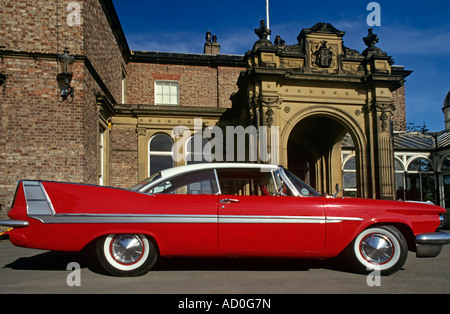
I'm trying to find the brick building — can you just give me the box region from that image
[1,0,448,222]
[0,0,245,215]
[0,0,121,213]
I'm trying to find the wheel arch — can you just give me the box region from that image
[81,229,162,256]
[364,222,416,252]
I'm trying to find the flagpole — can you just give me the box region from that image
[266,0,270,40]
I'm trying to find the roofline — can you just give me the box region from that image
[114,105,227,117]
[99,0,132,62]
[159,162,278,179]
[130,51,246,67]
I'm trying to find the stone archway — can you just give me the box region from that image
[287,115,345,194]
[284,110,366,197]
[231,21,411,200]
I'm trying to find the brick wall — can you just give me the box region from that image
[126,62,243,108]
[217,66,244,108]
[109,128,138,188]
[84,0,126,103]
[0,58,82,213]
[392,85,406,131]
[0,0,126,217]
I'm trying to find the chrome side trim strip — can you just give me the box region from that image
[30,214,218,224]
[325,217,364,223]
[219,215,326,224]
[30,213,363,225]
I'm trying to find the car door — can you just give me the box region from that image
[145,169,220,255]
[217,169,325,255]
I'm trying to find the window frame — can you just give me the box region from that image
[154,80,179,106]
[185,135,212,165]
[405,156,436,203]
[342,155,357,197]
[147,169,219,195]
[148,133,174,176]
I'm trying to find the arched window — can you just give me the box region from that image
[440,155,450,171]
[148,134,174,176]
[342,155,357,197]
[407,157,435,172]
[406,157,436,203]
[394,158,405,200]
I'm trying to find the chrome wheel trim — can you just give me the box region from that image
[110,234,145,265]
[359,233,394,264]
[103,234,150,271]
[353,228,401,271]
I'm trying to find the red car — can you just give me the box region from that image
[1,163,449,277]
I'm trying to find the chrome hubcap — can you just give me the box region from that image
[110,234,144,265]
[360,233,394,264]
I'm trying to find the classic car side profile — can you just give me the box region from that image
[1,163,449,277]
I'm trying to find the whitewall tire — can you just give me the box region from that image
[347,226,408,276]
[97,234,157,276]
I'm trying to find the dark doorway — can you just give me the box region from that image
[287,115,349,194]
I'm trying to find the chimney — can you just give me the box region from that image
[204,31,220,55]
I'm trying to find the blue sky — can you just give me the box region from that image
[112,0,450,132]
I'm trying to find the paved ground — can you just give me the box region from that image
[0,233,449,295]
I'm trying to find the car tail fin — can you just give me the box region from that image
[8,180,55,221]
[21,181,55,217]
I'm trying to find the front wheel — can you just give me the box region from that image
[96,234,157,277]
[346,226,408,276]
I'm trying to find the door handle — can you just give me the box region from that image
[220,198,240,204]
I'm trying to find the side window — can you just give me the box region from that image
[216,169,277,196]
[148,170,218,195]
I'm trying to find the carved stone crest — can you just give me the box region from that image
[313,41,333,68]
[375,103,396,132]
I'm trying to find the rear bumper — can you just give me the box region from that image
[416,231,450,257]
[0,220,29,228]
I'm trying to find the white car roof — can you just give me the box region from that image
[159,162,279,179]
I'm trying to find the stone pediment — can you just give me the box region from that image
[246,21,403,78]
[298,22,346,38]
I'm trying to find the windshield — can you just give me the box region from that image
[129,172,161,191]
[281,168,321,197]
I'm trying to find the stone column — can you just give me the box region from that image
[372,102,396,199]
[260,95,281,165]
[136,127,148,181]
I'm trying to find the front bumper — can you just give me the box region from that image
[416,231,450,257]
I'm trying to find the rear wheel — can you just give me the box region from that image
[346,226,408,276]
[96,233,157,277]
